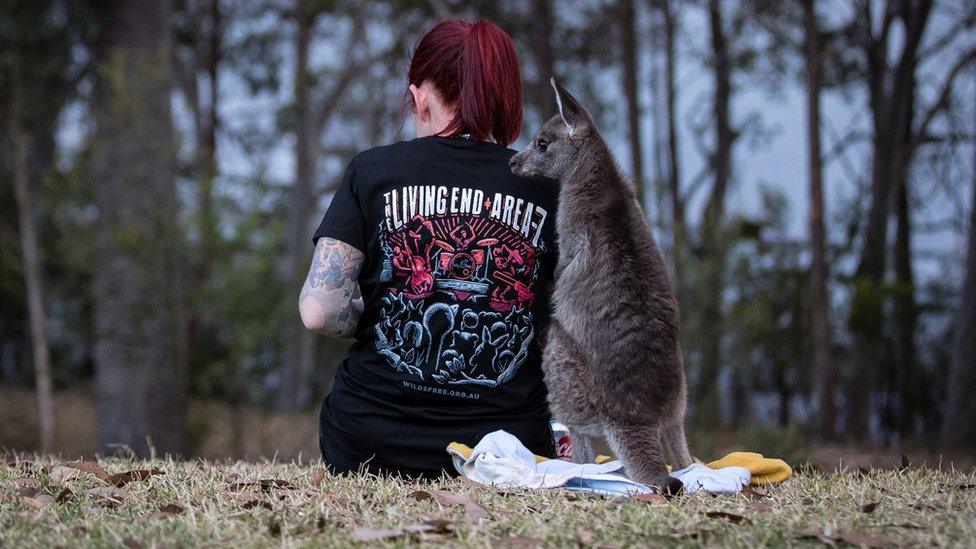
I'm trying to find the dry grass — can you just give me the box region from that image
[2,453,975,548]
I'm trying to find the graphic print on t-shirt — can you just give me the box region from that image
[372,184,549,389]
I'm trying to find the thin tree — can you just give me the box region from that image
[662,0,683,264]
[530,0,557,121]
[618,0,646,207]
[845,0,975,439]
[280,0,318,412]
[694,0,736,425]
[279,1,373,410]
[943,71,976,447]
[11,132,55,454]
[802,0,835,440]
[91,0,186,456]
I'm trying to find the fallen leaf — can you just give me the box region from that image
[742,486,769,500]
[880,522,924,530]
[243,499,273,510]
[107,469,164,487]
[408,490,433,501]
[900,454,911,471]
[122,538,142,549]
[577,528,596,545]
[743,502,773,512]
[633,493,668,505]
[137,511,177,522]
[799,528,895,548]
[159,503,185,514]
[796,528,833,544]
[492,536,543,548]
[350,527,409,542]
[419,517,454,533]
[861,501,880,514]
[668,526,701,540]
[835,532,893,548]
[228,490,265,503]
[430,489,472,506]
[84,487,127,508]
[48,466,82,484]
[21,494,55,508]
[856,465,871,477]
[705,511,750,524]
[12,478,41,497]
[946,483,976,491]
[310,468,326,487]
[457,476,489,489]
[431,489,488,524]
[802,497,815,505]
[55,488,74,504]
[226,479,293,492]
[65,461,111,483]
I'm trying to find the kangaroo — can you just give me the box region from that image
[510,78,692,495]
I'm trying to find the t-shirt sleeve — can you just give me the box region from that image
[312,158,368,253]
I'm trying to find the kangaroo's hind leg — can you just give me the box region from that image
[663,417,693,470]
[605,421,684,495]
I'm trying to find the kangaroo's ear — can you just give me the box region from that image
[550,77,588,134]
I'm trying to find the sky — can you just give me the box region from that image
[55,0,974,289]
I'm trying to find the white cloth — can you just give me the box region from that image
[449,430,750,496]
[670,463,751,495]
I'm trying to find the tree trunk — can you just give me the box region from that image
[12,133,56,454]
[646,7,667,237]
[943,77,976,446]
[693,0,733,426]
[618,0,645,208]
[91,0,185,457]
[845,0,931,441]
[663,0,685,293]
[529,0,557,120]
[186,0,222,404]
[803,0,835,440]
[195,0,221,303]
[277,0,317,411]
[892,176,918,437]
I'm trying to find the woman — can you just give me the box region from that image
[299,19,560,478]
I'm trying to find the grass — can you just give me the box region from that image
[2,454,975,548]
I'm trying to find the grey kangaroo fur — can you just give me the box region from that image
[511,78,692,494]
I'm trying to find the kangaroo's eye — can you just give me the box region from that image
[537,138,549,152]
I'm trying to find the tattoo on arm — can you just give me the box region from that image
[299,238,365,339]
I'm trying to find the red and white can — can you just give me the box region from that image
[551,421,573,460]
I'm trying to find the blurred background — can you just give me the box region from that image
[1,0,974,465]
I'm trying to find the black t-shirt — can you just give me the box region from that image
[312,135,560,478]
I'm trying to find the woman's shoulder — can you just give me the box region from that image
[349,140,415,166]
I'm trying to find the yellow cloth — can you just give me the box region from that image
[447,443,792,486]
[707,451,792,485]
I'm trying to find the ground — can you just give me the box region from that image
[2,454,975,548]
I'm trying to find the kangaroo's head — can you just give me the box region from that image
[510,78,594,180]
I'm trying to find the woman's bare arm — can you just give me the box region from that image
[299,238,365,339]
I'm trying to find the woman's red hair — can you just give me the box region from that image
[408,20,523,147]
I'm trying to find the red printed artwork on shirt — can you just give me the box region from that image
[372,185,549,388]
